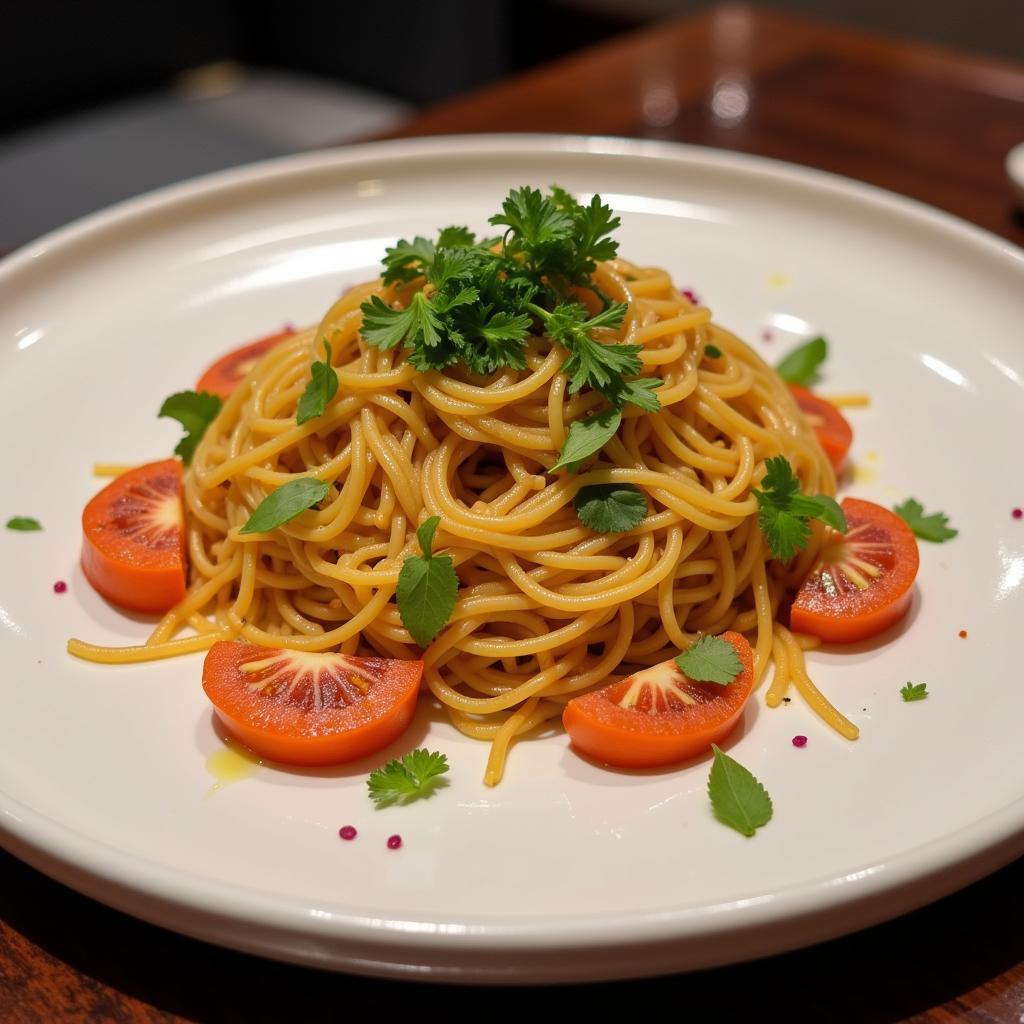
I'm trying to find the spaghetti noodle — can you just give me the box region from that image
[70,256,850,783]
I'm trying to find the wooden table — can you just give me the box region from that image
[3,8,1023,1021]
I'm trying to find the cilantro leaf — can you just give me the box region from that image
[296,340,338,425]
[753,456,847,561]
[367,749,450,807]
[574,484,647,533]
[551,408,622,473]
[776,336,828,387]
[239,478,330,534]
[893,498,957,543]
[708,744,773,837]
[396,515,459,647]
[675,635,743,686]
[158,390,222,464]
[6,517,42,531]
[900,681,929,702]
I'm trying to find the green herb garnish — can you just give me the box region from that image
[708,744,773,837]
[296,339,339,425]
[573,483,647,533]
[675,635,743,686]
[704,344,722,359]
[239,478,330,535]
[900,682,929,702]
[396,516,459,648]
[6,517,42,531]
[754,456,847,561]
[550,408,622,473]
[360,186,661,472]
[158,390,222,463]
[893,499,957,543]
[775,336,828,387]
[367,749,450,807]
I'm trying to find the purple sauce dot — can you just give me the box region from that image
[53,580,67,594]
[1013,508,1023,520]
[386,834,402,850]
[338,825,357,841]
[792,735,808,748]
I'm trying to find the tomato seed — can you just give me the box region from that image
[338,825,357,841]
[792,735,808,748]
[386,834,402,850]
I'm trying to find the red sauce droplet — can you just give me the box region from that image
[681,288,700,305]
[792,735,808,748]
[53,580,67,594]
[1013,508,1023,520]
[958,629,968,639]
[386,834,402,850]
[761,329,774,342]
[338,825,357,841]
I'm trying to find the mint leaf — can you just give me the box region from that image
[397,515,459,647]
[239,478,330,534]
[900,681,929,702]
[753,456,846,561]
[675,635,743,685]
[574,484,647,533]
[367,748,450,807]
[551,407,622,473]
[296,340,339,425]
[893,499,957,543]
[158,390,222,463]
[708,745,773,837]
[6,517,42,531]
[776,336,828,387]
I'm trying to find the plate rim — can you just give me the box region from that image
[2,133,1023,980]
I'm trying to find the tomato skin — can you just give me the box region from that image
[791,497,919,643]
[562,631,754,769]
[789,384,853,473]
[202,642,423,766]
[196,328,295,399]
[81,459,187,613]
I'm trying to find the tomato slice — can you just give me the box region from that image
[202,642,423,766]
[562,631,754,769]
[791,497,919,643]
[789,384,853,473]
[196,327,295,399]
[81,459,187,613]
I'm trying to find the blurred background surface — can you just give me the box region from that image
[3,0,1023,247]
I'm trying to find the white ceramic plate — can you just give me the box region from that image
[1,136,1022,984]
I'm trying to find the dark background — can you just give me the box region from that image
[3,0,1023,248]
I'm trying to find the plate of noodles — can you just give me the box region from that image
[1,135,1022,982]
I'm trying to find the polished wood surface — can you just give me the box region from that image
[397,5,1024,248]
[3,8,1023,1022]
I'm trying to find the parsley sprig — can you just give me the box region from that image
[754,456,847,562]
[359,187,661,467]
[367,749,450,807]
